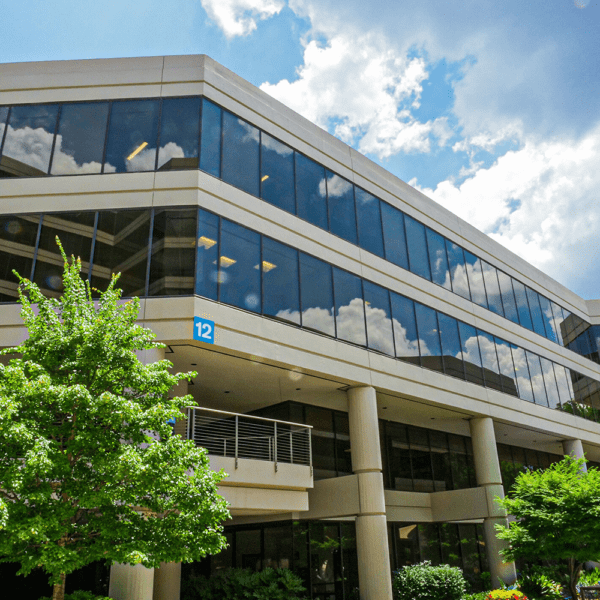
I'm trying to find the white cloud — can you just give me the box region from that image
[201,0,284,38]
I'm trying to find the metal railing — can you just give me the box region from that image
[186,406,312,472]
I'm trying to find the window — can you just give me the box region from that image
[363,280,394,355]
[438,313,464,380]
[446,241,470,301]
[481,261,504,317]
[333,267,366,346]
[157,97,201,170]
[390,293,420,364]
[260,133,295,213]
[464,250,487,309]
[405,215,431,281]
[295,153,327,230]
[326,171,357,244]
[199,98,221,177]
[222,112,259,196]
[426,227,451,290]
[262,237,300,324]
[414,303,443,374]
[355,188,384,257]
[299,253,334,336]
[381,203,409,269]
[195,209,220,300]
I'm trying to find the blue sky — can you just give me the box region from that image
[2,0,600,300]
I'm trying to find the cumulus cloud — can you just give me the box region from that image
[201,0,284,38]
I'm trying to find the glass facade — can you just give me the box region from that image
[0,97,593,367]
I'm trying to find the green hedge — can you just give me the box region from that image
[393,561,467,600]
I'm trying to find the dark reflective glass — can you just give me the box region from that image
[262,237,299,325]
[526,287,547,337]
[573,373,600,421]
[236,529,261,570]
[91,209,150,298]
[33,212,95,296]
[459,523,482,589]
[426,228,451,290]
[381,203,409,270]
[299,253,334,336]
[511,279,533,331]
[497,271,519,325]
[305,406,335,480]
[149,209,196,296]
[104,99,159,173]
[334,412,352,476]
[0,214,40,302]
[157,97,201,170]
[355,188,384,258]
[195,209,219,300]
[526,351,548,407]
[260,133,294,213]
[222,111,259,196]
[409,427,434,493]
[550,301,566,345]
[326,171,357,244]
[418,524,442,564]
[553,363,573,407]
[263,524,293,570]
[440,523,462,568]
[438,313,464,380]
[464,250,487,309]
[494,336,518,397]
[405,215,431,280]
[332,267,366,346]
[539,357,560,409]
[385,423,413,491]
[414,303,443,373]
[1,104,59,177]
[199,99,221,177]
[446,241,471,301]
[429,430,452,492]
[477,331,503,392]
[537,294,557,343]
[295,153,327,230]
[363,280,394,355]
[511,345,534,403]
[0,106,7,148]
[458,322,484,386]
[390,293,421,364]
[481,261,504,317]
[50,102,109,175]
[218,219,261,312]
[448,434,470,490]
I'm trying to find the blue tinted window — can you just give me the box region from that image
[495,337,518,397]
[540,357,560,409]
[550,301,566,345]
[157,97,201,170]
[299,253,334,336]
[553,363,572,406]
[414,303,443,374]
[363,280,394,355]
[481,261,504,317]
[0,106,7,150]
[390,293,420,363]
[104,99,159,173]
[326,171,357,244]
[333,267,366,346]
[438,313,464,380]
[464,250,487,309]
[497,271,519,325]
[446,241,471,301]
[262,237,300,325]
[526,287,547,337]
[260,133,295,213]
[538,295,557,343]
[222,111,259,196]
[426,228,451,290]
[526,351,548,407]
[295,153,327,230]
[512,280,533,331]
[200,98,221,177]
[477,331,503,392]
[405,215,431,280]
[381,203,409,270]
[195,209,219,300]
[511,345,534,402]
[218,219,261,312]
[355,188,384,258]
[458,322,484,386]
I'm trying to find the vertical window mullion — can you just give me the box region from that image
[46,103,62,175]
[30,213,43,281]
[88,211,100,283]
[216,216,223,303]
[292,150,298,216]
[197,97,203,169]
[154,97,163,172]
[144,209,155,298]
[219,108,224,179]
[259,232,264,315]
[0,106,11,156]
[101,101,113,174]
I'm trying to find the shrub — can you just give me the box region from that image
[462,592,489,600]
[486,591,528,600]
[516,571,562,600]
[393,561,467,600]
[40,593,111,600]
[579,567,600,587]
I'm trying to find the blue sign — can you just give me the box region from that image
[193,316,215,344]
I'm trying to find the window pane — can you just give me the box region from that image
[429,430,452,492]
[495,337,519,397]
[0,106,7,147]
[409,427,434,493]
[414,303,443,374]
[263,524,292,570]
[554,363,573,407]
[295,153,327,230]
[526,287,547,337]
[497,271,519,325]
[446,241,471,301]
[91,209,150,298]
[390,293,421,364]
[550,301,566,346]
[418,524,442,564]
[299,252,334,336]
[149,209,196,296]
[405,215,431,280]
[511,345,534,403]
[448,434,470,490]
[222,111,259,196]
[438,313,464,380]
[305,406,335,480]
[218,219,261,312]
[334,412,352,476]
[381,203,409,270]
[363,280,394,355]
[458,322,485,386]
[511,279,533,331]
[326,171,357,244]
[481,261,504,317]
[33,212,95,296]
[262,237,299,324]
[439,523,462,568]
[199,98,221,177]
[526,351,548,407]
[50,102,108,175]
[478,331,503,392]
[260,133,294,213]
[355,188,384,257]
[2,104,59,176]
[195,209,219,300]
[426,228,451,290]
[157,97,201,170]
[538,294,557,343]
[464,250,488,309]
[236,529,261,570]
[540,357,560,409]
[386,423,413,491]
[333,267,366,346]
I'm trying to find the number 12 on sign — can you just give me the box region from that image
[193,316,215,344]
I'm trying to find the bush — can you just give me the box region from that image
[40,593,111,600]
[485,591,528,600]
[516,571,562,600]
[180,567,307,600]
[393,561,467,600]
[579,567,600,587]
[462,593,489,600]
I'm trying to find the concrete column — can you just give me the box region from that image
[469,417,517,588]
[154,562,182,600]
[109,563,155,600]
[347,386,393,600]
[563,438,587,472]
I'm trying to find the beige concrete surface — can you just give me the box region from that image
[153,562,181,600]
[108,564,154,600]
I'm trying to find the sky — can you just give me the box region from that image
[2,0,600,300]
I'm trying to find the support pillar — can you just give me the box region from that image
[469,417,517,588]
[563,439,587,471]
[347,386,393,600]
[154,562,182,600]
[108,564,155,600]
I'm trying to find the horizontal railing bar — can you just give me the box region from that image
[186,406,313,429]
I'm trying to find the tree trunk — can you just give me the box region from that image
[569,558,583,600]
[52,573,66,600]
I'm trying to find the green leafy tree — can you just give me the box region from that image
[0,242,229,600]
[495,456,600,600]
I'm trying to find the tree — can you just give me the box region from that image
[0,242,230,600]
[495,456,600,600]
